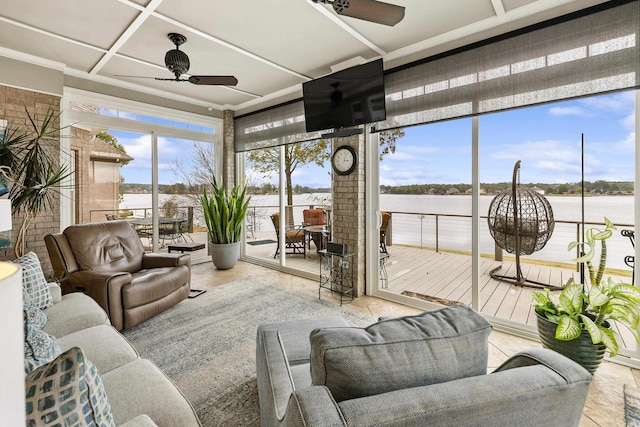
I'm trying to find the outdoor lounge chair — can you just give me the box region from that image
[271,212,305,258]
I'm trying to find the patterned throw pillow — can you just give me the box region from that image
[13,251,53,309]
[25,347,115,427]
[24,305,61,374]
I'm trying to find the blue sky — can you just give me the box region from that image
[115,91,635,187]
[379,91,635,186]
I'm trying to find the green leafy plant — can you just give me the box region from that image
[532,218,640,357]
[0,107,71,258]
[200,176,250,244]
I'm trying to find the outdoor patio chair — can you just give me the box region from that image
[380,211,391,254]
[303,208,325,250]
[270,212,305,258]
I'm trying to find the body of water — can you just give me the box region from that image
[121,193,635,271]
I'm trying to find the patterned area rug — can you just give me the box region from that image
[122,279,376,427]
[625,384,640,426]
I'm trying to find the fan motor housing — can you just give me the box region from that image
[165,49,190,76]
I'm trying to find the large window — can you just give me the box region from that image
[373,91,636,354]
[62,89,221,259]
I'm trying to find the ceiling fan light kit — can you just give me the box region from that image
[312,0,405,26]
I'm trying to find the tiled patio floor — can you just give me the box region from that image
[191,260,638,427]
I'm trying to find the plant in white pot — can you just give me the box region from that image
[200,176,250,270]
[532,218,640,373]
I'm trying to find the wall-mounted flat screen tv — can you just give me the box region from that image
[302,59,386,133]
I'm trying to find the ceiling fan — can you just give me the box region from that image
[312,0,405,27]
[120,33,238,86]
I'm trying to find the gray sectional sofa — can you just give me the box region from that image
[41,284,201,426]
[256,305,593,427]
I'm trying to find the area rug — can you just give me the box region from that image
[625,384,640,426]
[122,279,376,427]
[246,239,276,246]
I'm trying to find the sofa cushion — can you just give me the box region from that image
[44,292,110,338]
[257,316,350,365]
[24,305,62,373]
[13,251,52,309]
[25,346,115,427]
[101,359,200,426]
[309,305,492,402]
[57,325,139,374]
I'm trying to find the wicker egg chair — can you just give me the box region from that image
[487,161,561,290]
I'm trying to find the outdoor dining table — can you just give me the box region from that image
[128,217,186,244]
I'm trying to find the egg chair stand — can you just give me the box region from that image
[487,161,563,290]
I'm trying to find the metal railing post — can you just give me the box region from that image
[435,214,439,253]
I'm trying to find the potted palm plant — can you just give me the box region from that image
[199,176,250,270]
[532,218,640,373]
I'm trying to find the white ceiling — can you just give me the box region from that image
[0,0,611,114]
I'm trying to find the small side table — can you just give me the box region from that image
[167,242,205,253]
[318,249,354,306]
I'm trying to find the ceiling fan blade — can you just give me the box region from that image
[333,0,405,26]
[115,75,160,80]
[188,75,238,86]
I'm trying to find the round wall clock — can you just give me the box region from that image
[332,145,357,175]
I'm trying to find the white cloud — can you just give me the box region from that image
[548,106,588,116]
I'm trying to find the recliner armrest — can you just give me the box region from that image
[142,252,191,269]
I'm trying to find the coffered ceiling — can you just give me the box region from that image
[0,0,611,114]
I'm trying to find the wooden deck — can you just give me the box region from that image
[169,232,636,350]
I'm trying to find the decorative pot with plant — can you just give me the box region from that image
[532,218,640,373]
[199,176,250,270]
[0,107,70,258]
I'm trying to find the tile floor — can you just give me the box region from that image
[191,260,639,426]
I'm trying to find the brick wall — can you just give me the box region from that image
[0,85,61,277]
[331,134,366,297]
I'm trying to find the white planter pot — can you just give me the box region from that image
[209,241,240,270]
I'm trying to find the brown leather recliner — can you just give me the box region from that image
[44,220,191,331]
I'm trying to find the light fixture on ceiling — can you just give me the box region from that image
[312,0,405,27]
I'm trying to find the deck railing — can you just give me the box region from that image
[383,211,634,273]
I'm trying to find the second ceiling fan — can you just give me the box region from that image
[312,0,405,27]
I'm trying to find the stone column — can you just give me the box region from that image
[222,109,235,191]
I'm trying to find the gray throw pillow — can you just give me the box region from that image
[309,305,492,402]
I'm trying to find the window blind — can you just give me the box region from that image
[377,0,640,131]
[235,1,640,151]
[234,100,327,153]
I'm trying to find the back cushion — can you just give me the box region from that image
[310,305,492,402]
[64,221,144,272]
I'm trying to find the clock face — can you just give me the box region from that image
[332,145,357,175]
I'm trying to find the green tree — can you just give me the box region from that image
[379,129,405,160]
[247,140,331,208]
